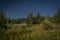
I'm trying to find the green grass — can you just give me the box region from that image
[0,23,60,40]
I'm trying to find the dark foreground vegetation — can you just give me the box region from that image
[0,7,60,40]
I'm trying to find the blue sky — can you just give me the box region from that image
[0,0,60,18]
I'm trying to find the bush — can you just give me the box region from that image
[41,19,53,30]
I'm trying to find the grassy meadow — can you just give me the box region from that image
[0,22,60,40]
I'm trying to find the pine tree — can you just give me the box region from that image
[53,7,60,23]
[36,12,41,24]
[27,12,33,24]
[0,10,7,29]
[0,11,5,24]
[33,12,41,24]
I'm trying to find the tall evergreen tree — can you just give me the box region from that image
[27,12,33,24]
[53,7,60,23]
[33,12,42,24]
[36,12,41,24]
[0,10,7,29]
[0,11,5,24]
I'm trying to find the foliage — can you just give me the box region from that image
[0,11,5,24]
[27,12,33,24]
[41,16,54,30]
[0,11,8,29]
[0,8,60,40]
[7,17,11,23]
[53,7,60,23]
[0,24,60,40]
[33,12,41,24]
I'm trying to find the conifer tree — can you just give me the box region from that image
[27,12,33,24]
[36,12,41,24]
[0,11,5,24]
[33,12,41,24]
[53,7,60,23]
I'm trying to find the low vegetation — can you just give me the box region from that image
[0,7,60,40]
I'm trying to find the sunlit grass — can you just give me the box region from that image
[2,23,59,40]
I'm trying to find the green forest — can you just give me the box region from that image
[0,7,60,40]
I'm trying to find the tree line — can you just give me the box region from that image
[0,7,60,28]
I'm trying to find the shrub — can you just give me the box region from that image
[41,19,53,30]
